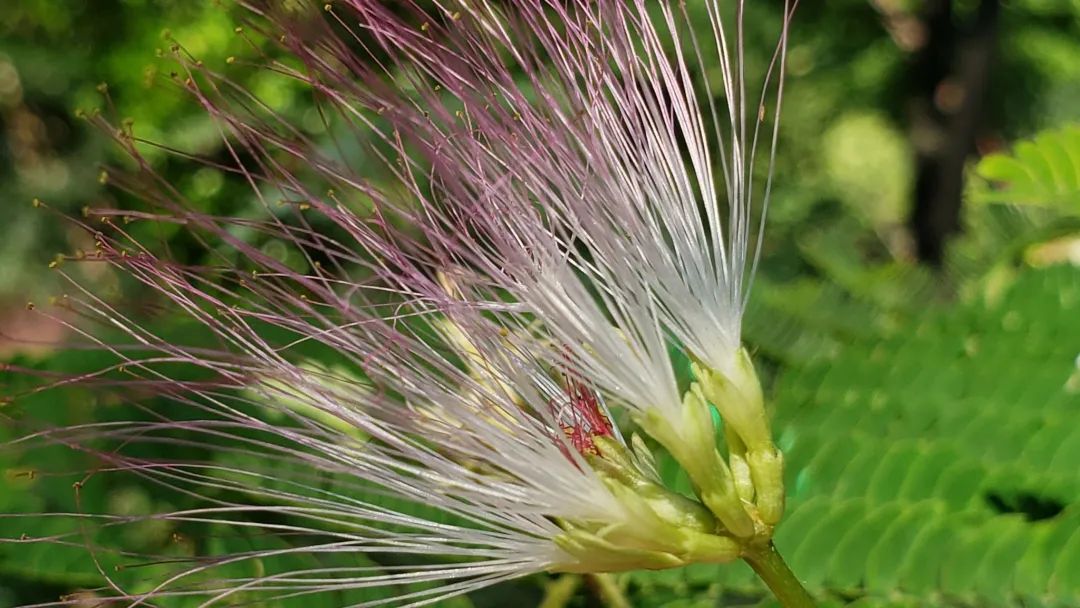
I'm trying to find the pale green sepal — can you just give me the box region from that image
[698,481,755,538]
[692,347,786,525]
[553,432,745,573]
[748,446,785,525]
[725,426,755,503]
[635,390,755,538]
[691,348,771,449]
[552,508,739,573]
[678,529,740,564]
[552,526,685,573]
[590,436,716,533]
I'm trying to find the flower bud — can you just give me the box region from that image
[635,388,755,538]
[553,441,741,572]
[693,347,785,525]
[748,445,785,525]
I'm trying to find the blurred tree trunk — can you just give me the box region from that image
[909,0,1000,266]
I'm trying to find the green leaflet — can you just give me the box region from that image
[630,265,1080,607]
[971,125,1080,213]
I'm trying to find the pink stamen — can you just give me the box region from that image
[557,375,613,457]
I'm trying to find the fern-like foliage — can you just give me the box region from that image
[633,265,1080,608]
[971,125,1080,212]
[743,222,936,368]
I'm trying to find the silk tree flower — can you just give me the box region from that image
[6,0,806,606]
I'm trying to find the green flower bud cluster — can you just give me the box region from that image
[635,347,784,541]
[553,346,785,572]
[554,436,740,572]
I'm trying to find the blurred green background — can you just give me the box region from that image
[2,1,1080,606]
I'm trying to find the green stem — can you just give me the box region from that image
[743,542,816,608]
[539,574,582,608]
[588,573,631,608]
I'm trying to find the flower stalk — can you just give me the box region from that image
[589,573,632,608]
[743,543,817,608]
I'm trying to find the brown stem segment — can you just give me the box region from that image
[743,542,817,608]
